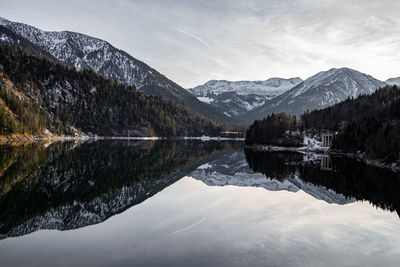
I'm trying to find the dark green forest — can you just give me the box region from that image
[245,85,400,161]
[245,112,301,146]
[0,43,222,137]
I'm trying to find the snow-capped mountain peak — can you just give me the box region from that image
[292,68,384,98]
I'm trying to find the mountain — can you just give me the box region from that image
[188,78,302,119]
[0,43,222,137]
[386,77,400,86]
[190,150,355,205]
[0,17,235,124]
[242,68,386,122]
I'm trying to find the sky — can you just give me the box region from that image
[1,0,400,88]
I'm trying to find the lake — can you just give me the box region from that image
[0,140,399,267]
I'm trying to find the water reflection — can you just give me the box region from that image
[245,149,400,216]
[190,150,355,204]
[1,141,399,242]
[320,156,332,171]
[1,141,400,267]
[0,140,241,239]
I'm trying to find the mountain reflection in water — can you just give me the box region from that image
[0,140,399,241]
[0,140,241,238]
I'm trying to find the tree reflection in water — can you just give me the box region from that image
[245,149,400,217]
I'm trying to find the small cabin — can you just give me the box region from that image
[321,131,334,148]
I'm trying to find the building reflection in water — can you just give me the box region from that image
[320,156,332,171]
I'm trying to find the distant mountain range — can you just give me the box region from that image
[191,68,390,123]
[188,78,302,118]
[0,17,235,124]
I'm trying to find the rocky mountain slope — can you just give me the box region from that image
[242,68,386,122]
[0,17,235,124]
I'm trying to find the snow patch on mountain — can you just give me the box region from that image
[386,77,400,86]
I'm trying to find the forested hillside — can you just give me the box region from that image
[245,85,400,162]
[0,44,222,137]
[0,17,236,124]
[302,85,400,160]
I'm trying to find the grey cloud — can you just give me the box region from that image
[0,0,399,87]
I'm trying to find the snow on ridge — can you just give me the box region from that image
[189,77,302,97]
[290,68,385,98]
[386,77,400,86]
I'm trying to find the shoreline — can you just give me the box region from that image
[0,135,245,143]
[245,144,400,172]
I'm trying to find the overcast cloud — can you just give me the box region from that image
[1,0,399,87]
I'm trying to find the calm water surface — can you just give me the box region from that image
[0,140,399,267]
